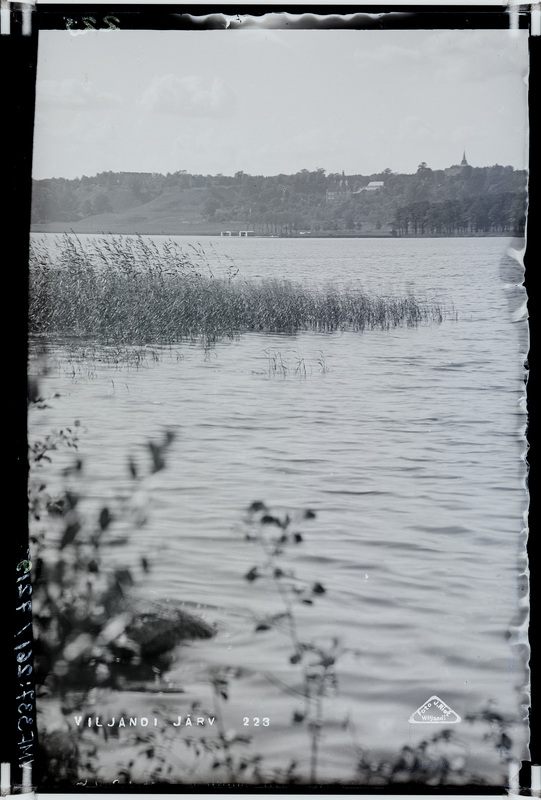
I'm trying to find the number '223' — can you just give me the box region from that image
[65,16,120,31]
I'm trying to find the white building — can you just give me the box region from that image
[354,181,384,193]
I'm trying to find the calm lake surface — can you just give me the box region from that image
[28,234,529,785]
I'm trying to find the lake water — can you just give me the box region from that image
[28,234,530,786]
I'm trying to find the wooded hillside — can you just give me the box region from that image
[31,163,527,236]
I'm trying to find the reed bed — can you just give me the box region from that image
[29,235,445,346]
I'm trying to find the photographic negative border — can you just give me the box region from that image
[6,2,538,796]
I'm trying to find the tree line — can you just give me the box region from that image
[31,162,527,236]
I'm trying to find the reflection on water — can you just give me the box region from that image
[28,235,529,785]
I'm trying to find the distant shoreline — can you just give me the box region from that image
[30,226,519,240]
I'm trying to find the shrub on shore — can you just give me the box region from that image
[29,235,445,346]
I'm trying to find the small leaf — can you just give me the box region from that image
[63,632,93,663]
[293,532,303,543]
[114,568,134,590]
[60,520,80,549]
[312,582,326,594]
[148,442,166,473]
[99,507,112,531]
[164,429,176,446]
[255,623,271,632]
[245,567,260,582]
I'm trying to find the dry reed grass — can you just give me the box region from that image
[29,235,445,347]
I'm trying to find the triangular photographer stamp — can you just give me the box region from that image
[409,695,461,724]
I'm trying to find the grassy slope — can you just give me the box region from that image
[31,186,249,235]
[30,185,392,236]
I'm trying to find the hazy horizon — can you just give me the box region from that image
[32,25,529,181]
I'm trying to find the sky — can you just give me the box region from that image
[31,23,530,180]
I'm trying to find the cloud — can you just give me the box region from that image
[393,115,438,144]
[352,41,423,67]
[33,112,116,158]
[350,29,527,85]
[36,78,122,108]
[140,74,238,117]
[423,30,527,82]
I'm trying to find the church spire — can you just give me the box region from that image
[461,149,468,166]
